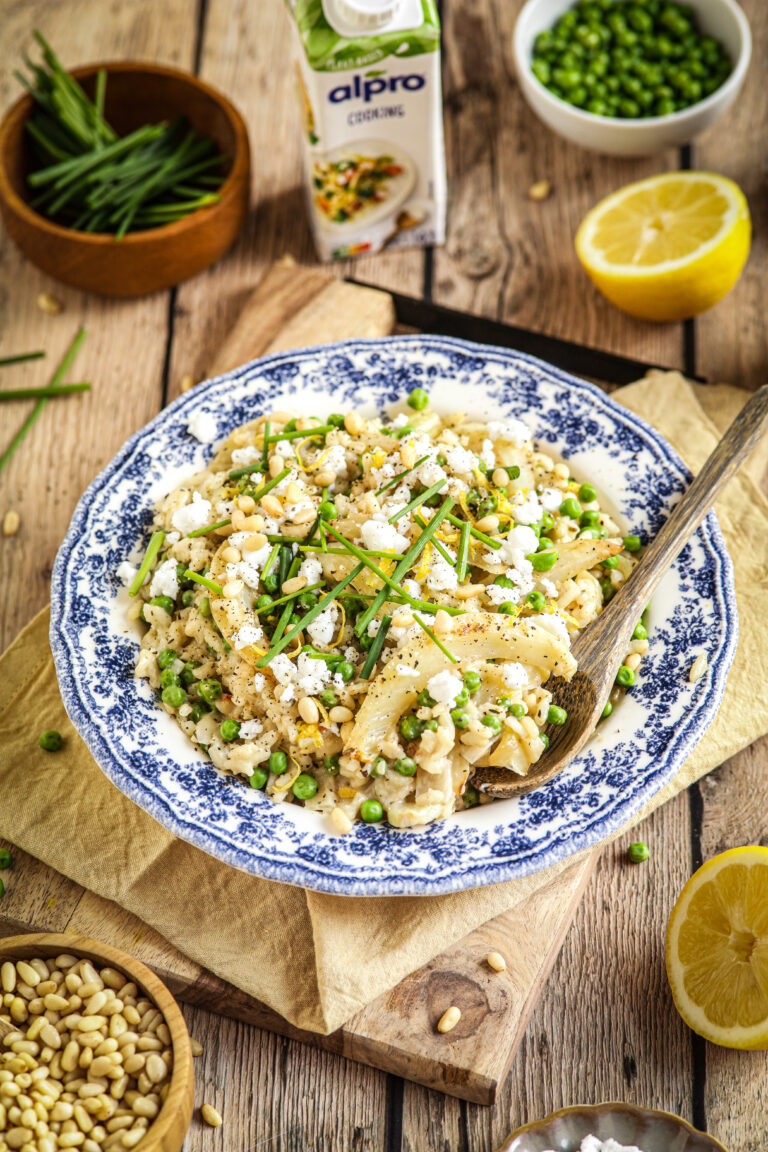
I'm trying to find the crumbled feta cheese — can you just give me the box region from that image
[392,413,410,429]
[416,458,447,487]
[270,653,296,684]
[295,652,332,696]
[149,558,180,600]
[485,582,522,606]
[360,518,410,554]
[500,662,528,690]
[533,612,570,643]
[487,418,530,447]
[427,670,464,708]
[299,557,323,585]
[367,619,382,637]
[541,578,557,598]
[395,664,421,678]
[165,531,181,545]
[186,411,218,444]
[273,469,299,497]
[117,561,138,587]
[512,492,543,525]
[444,445,477,476]
[272,439,294,459]
[232,623,266,650]
[277,682,296,704]
[172,491,212,535]
[231,445,261,466]
[238,719,263,739]
[500,525,539,558]
[480,438,496,470]
[307,603,338,646]
[321,443,348,477]
[252,673,265,692]
[426,557,459,593]
[239,551,272,589]
[538,486,563,513]
[554,1138,642,1152]
[402,579,421,599]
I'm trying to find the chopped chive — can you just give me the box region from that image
[376,454,430,496]
[0,350,45,367]
[413,614,458,664]
[261,421,270,470]
[388,479,446,524]
[261,543,280,581]
[302,645,343,662]
[413,515,454,565]
[256,582,324,614]
[228,465,264,480]
[360,616,392,679]
[446,512,501,550]
[356,496,455,637]
[323,524,413,600]
[128,530,165,596]
[265,424,333,444]
[0,382,90,401]
[456,521,471,583]
[296,542,403,559]
[256,563,365,667]
[187,517,231,538]
[184,570,224,597]
[251,467,291,503]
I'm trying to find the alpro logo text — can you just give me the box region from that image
[328,71,426,104]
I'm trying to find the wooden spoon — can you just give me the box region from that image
[0,1015,16,1040]
[473,384,768,800]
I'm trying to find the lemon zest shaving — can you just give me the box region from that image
[328,601,347,649]
[296,722,324,748]
[295,440,332,473]
[338,787,357,799]
[414,541,433,583]
[273,762,303,793]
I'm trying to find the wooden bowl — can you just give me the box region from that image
[0,932,194,1152]
[0,63,250,296]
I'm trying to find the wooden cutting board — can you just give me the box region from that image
[0,258,597,1106]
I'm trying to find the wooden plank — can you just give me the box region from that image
[694,0,768,392]
[433,0,683,370]
[0,0,199,651]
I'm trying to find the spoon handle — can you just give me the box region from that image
[609,384,768,628]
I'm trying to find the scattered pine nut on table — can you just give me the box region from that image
[200,1104,222,1128]
[437,1006,461,1034]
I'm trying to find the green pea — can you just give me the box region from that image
[601,701,613,719]
[505,700,526,718]
[463,671,482,694]
[292,773,319,801]
[38,729,63,752]
[453,687,470,708]
[162,684,187,709]
[319,501,337,521]
[628,841,650,864]
[360,798,385,823]
[579,510,600,530]
[188,703,209,724]
[324,754,340,775]
[526,591,547,612]
[493,575,516,590]
[481,714,503,736]
[198,596,212,618]
[601,555,619,569]
[298,592,318,610]
[181,590,195,608]
[540,511,556,533]
[578,482,597,503]
[618,97,640,116]
[393,757,418,776]
[157,648,178,669]
[451,708,470,730]
[462,786,480,809]
[633,622,648,640]
[505,465,521,481]
[262,571,279,594]
[547,704,568,726]
[497,602,518,616]
[539,732,550,750]
[407,387,429,411]
[336,661,355,684]
[327,413,346,428]
[198,679,222,705]
[417,688,436,708]
[0,849,12,869]
[586,98,610,115]
[249,766,269,790]
[616,665,635,687]
[319,689,338,708]
[529,550,558,572]
[255,594,274,612]
[623,534,642,552]
[181,661,201,687]
[218,718,239,741]
[423,719,439,732]
[369,756,387,777]
[149,595,175,615]
[269,749,289,774]
[160,668,180,689]
[532,57,552,85]
[600,578,615,602]
[399,714,424,741]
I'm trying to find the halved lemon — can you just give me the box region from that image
[666,846,768,1049]
[575,172,751,322]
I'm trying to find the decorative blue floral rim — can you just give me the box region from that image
[50,336,738,897]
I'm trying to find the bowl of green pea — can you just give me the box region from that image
[514,0,751,156]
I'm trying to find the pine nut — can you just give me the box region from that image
[689,653,708,683]
[143,1055,166,1086]
[16,965,40,990]
[624,653,641,672]
[297,698,319,724]
[220,546,241,564]
[344,412,364,435]
[121,1056,143,1076]
[553,462,569,480]
[391,612,413,628]
[135,1037,162,1052]
[222,580,244,598]
[243,532,268,553]
[437,1006,461,1033]
[281,576,306,596]
[285,481,302,503]
[492,468,510,489]
[260,494,283,519]
[329,706,353,723]
[2,510,20,537]
[37,292,62,314]
[268,456,284,478]
[39,1025,61,1050]
[453,584,485,599]
[313,469,336,487]
[43,995,69,1013]
[131,1098,158,1119]
[230,508,245,531]
[1,963,17,993]
[528,179,552,201]
[292,507,315,525]
[486,952,506,972]
[330,808,353,836]
[433,610,453,635]
[201,1104,222,1128]
[399,443,416,468]
[189,1040,203,1057]
[474,515,499,534]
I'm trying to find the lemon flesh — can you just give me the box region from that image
[575,172,751,322]
[666,846,768,1049]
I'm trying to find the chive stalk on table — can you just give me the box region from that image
[0,382,90,401]
[0,351,45,368]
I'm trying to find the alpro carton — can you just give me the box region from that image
[286,0,446,261]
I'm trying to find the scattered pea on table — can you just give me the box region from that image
[38,729,63,751]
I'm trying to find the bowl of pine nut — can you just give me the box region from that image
[0,933,194,1152]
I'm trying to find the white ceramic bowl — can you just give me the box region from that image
[499,1102,729,1151]
[513,0,752,156]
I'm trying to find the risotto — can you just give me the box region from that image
[120,389,646,831]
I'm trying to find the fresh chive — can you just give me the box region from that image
[376,454,430,496]
[446,511,501,550]
[0,350,45,368]
[388,479,446,524]
[0,327,86,477]
[413,515,454,565]
[265,424,333,444]
[296,542,403,559]
[128,530,165,596]
[0,382,90,401]
[360,616,392,679]
[228,466,263,481]
[413,614,458,664]
[356,496,455,637]
[302,645,343,662]
[261,543,280,582]
[184,570,224,596]
[456,522,471,583]
[261,421,270,470]
[187,517,231,538]
[255,582,325,614]
[256,563,364,667]
[251,467,290,503]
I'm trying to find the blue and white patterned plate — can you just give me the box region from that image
[50,336,737,897]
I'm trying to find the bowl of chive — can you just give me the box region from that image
[0,37,250,296]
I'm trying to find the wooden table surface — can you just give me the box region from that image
[1,2,767,1149]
